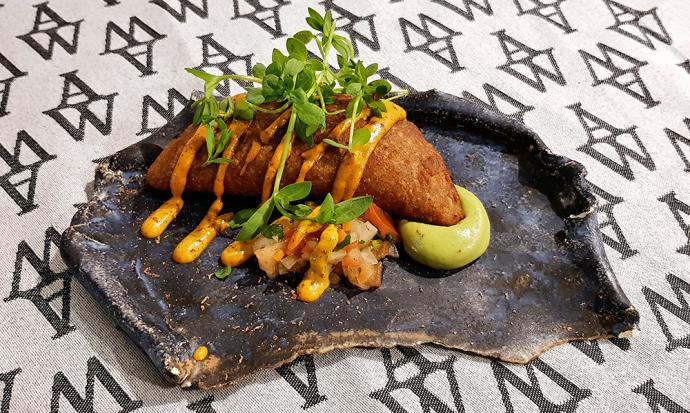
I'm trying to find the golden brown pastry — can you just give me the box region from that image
[146,97,463,226]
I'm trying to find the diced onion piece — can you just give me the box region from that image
[253,235,277,251]
[360,247,379,266]
[342,248,361,269]
[328,249,347,265]
[342,259,382,290]
[350,220,378,243]
[272,249,285,261]
[387,242,399,258]
[280,254,301,271]
[254,241,286,278]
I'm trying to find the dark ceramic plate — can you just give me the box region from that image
[60,90,639,389]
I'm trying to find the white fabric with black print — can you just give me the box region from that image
[0,0,689,411]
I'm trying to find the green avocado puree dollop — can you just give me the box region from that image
[399,185,490,270]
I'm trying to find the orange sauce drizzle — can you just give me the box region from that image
[173,212,234,263]
[285,206,322,255]
[261,131,292,201]
[331,102,406,203]
[295,224,339,302]
[295,108,372,183]
[140,94,246,239]
[296,143,325,183]
[172,120,249,263]
[260,108,291,143]
[140,125,207,238]
[221,215,290,267]
[220,240,254,267]
[239,140,261,176]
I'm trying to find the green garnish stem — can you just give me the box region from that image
[246,101,290,114]
[384,90,410,102]
[222,74,263,84]
[348,96,361,147]
[272,111,298,195]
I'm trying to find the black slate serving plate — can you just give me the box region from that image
[61,90,639,389]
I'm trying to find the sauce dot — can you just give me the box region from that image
[193,346,208,361]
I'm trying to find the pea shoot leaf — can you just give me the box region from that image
[332,196,374,224]
[205,125,214,159]
[286,38,308,61]
[234,100,254,120]
[294,30,314,44]
[215,266,232,280]
[351,128,371,147]
[334,234,351,251]
[229,208,257,229]
[295,101,325,126]
[260,223,284,240]
[252,63,266,79]
[315,193,335,223]
[236,199,275,241]
[276,181,312,202]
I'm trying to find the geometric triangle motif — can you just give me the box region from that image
[604,0,671,50]
[0,368,21,413]
[567,103,655,181]
[0,52,27,117]
[658,191,690,257]
[307,50,336,73]
[43,71,118,141]
[322,0,379,54]
[276,355,328,410]
[642,272,690,351]
[138,88,190,136]
[570,341,604,365]
[4,227,75,339]
[187,395,217,412]
[232,0,289,39]
[430,0,493,22]
[16,2,83,60]
[587,181,639,259]
[103,0,120,6]
[150,0,208,23]
[513,0,576,34]
[378,67,418,93]
[0,130,56,215]
[491,359,592,412]
[51,357,143,412]
[633,379,690,413]
[494,29,566,92]
[579,43,659,108]
[399,14,463,72]
[681,60,690,76]
[665,118,690,173]
[609,337,631,351]
[193,33,253,96]
[370,347,464,413]
[102,17,167,77]
[462,83,534,123]
[570,337,630,365]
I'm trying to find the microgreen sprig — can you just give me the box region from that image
[235,181,373,241]
[214,266,232,280]
[187,68,259,165]
[185,8,405,239]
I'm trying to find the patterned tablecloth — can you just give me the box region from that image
[0,0,688,411]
